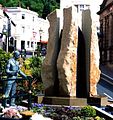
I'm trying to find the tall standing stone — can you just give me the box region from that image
[90,13,101,96]
[41,9,61,96]
[57,6,78,97]
[82,10,101,96]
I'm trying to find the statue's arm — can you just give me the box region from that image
[18,69,27,78]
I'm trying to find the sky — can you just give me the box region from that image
[61,0,103,12]
[60,0,104,27]
[90,0,103,13]
[90,0,103,23]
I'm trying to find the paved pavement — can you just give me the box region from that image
[97,64,113,100]
[100,64,113,78]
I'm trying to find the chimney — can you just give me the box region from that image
[27,7,29,10]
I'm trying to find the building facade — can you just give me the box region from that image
[60,0,91,30]
[60,0,90,12]
[2,7,49,55]
[97,0,113,64]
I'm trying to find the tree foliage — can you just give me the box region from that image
[0,49,11,75]
[0,0,60,19]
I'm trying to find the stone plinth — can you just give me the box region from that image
[43,97,87,106]
[34,96,44,104]
[57,6,78,96]
[35,96,107,107]
[87,96,108,107]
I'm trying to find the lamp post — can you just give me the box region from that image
[2,25,8,52]
[39,28,43,53]
[3,10,16,52]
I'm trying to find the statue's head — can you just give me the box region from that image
[13,51,20,59]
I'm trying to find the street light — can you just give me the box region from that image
[3,10,16,53]
[2,25,8,52]
[39,28,43,52]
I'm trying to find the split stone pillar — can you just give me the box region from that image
[82,10,101,96]
[90,14,101,96]
[41,9,61,96]
[57,6,78,97]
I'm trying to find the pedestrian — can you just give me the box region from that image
[3,50,27,107]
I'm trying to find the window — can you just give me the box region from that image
[12,13,17,20]
[86,5,90,9]
[27,41,30,48]
[75,5,79,13]
[22,14,25,19]
[31,42,33,48]
[80,5,84,9]
[80,5,84,11]
[21,41,25,49]
[33,16,34,22]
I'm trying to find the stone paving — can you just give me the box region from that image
[100,65,113,78]
[97,65,113,100]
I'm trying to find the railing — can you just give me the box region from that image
[0,76,32,110]
[100,72,113,85]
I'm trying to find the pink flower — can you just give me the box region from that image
[3,108,22,118]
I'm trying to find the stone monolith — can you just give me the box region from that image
[41,9,61,96]
[57,6,78,97]
[82,10,101,96]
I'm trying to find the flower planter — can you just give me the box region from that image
[0,105,29,120]
[0,117,30,120]
[0,117,23,120]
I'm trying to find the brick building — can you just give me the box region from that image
[97,0,113,64]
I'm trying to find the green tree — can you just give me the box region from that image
[42,0,51,19]
[28,0,44,17]
[41,0,59,19]
[30,56,43,81]
[0,0,22,7]
[0,0,60,18]
[0,49,11,75]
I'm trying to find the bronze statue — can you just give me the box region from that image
[4,50,27,107]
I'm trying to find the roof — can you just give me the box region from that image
[74,0,90,5]
[97,0,113,14]
[4,7,38,16]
